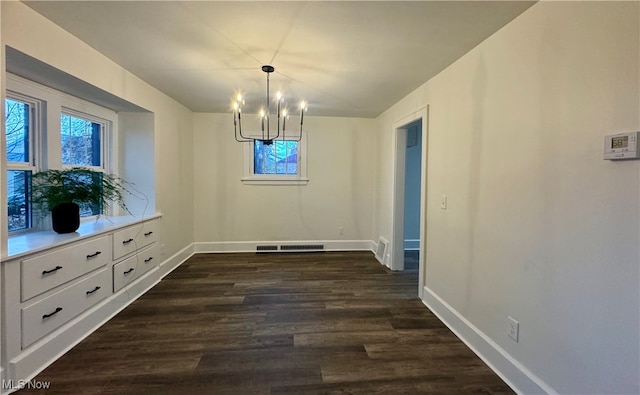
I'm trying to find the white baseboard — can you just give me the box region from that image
[422,286,554,395]
[194,240,376,254]
[404,239,420,250]
[158,243,194,277]
[6,244,195,392]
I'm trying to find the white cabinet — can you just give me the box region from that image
[21,236,111,302]
[2,216,163,394]
[21,267,111,348]
[112,221,158,260]
[113,243,160,292]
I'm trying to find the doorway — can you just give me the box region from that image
[391,107,428,297]
[403,121,422,273]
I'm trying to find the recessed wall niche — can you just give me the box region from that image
[4,46,156,216]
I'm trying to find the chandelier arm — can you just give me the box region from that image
[283,107,302,142]
[234,126,253,143]
[233,111,247,142]
[271,124,280,141]
[288,123,302,142]
[235,111,254,142]
[235,130,254,142]
[234,135,253,143]
[286,111,304,142]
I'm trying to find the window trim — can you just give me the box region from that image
[60,107,109,172]
[5,73,120,232]
[5,91,41,170]
[241,136,308,186]
[59,107,115,219]
[5,92,42,233]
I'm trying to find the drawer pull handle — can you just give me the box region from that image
[42,266,63,275]
[144,231,153,236]
[144,257,153,263]
[123,268,135,275]
[42,307,63,320]
[86,251,102,259]
[86,286,101,295]
[122,238,134,245]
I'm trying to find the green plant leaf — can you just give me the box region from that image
[31,167,131,216]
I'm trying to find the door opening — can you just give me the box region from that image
[403,121,422,273]
[391,107,428,297]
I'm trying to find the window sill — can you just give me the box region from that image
[4,213,162,261]
[241,177,309,186]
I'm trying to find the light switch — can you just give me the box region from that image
[440,195,447,210]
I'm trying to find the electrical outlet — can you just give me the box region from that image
[440,195,447,210]
[508,316,519,342]
[338,226,344,235]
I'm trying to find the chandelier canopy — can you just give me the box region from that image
[233,65,308,145]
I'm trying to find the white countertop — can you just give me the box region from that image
[4,213,162,261]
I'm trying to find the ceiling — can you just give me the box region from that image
[23,1,535,118]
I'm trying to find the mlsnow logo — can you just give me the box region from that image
[2,379,51,390]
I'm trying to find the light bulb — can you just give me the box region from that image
[276,91,282,101]
[237,94,242,102]
[260,109,265,118]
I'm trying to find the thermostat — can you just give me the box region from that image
[604,131,640,160]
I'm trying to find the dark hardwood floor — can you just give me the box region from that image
[19,251,514,394]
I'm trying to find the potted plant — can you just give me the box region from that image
[31,167,130,233]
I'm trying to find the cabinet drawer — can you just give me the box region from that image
[21,236,111,302]
[21,267,111,348]
[113,243,159,292]
[112,220,158,260]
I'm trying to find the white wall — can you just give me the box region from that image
[0,2,194,259]
[193,113,376,245]
[2,1,638,393]
[376,2,639,394]
[118,112,156,216]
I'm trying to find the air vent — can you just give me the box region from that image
[256,245,278,252]
[279,244,324,252]
[375,238,388,264]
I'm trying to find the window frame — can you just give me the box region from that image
[60,108,107,171]
[5,92,41,233]
[241,135,308,185]
[5,93,39,167]
[5,73,119,233]
[60,108,112,217]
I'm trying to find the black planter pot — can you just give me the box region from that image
[51,202,80,233]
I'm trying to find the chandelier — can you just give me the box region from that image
[233,65,307,145]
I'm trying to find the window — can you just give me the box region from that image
[61,112,102,167]
[254,140,298,175]
[5,74,117,233]
[5,96,37,232]
[60,111,106,217]
[242,137,308,185]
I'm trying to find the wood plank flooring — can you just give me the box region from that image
[20,251,514,394]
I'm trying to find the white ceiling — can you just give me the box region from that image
[23,1,535,118]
